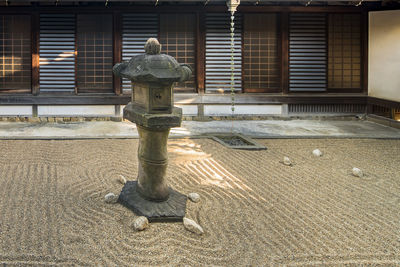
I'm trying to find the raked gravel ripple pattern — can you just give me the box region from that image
[0,139,399,265]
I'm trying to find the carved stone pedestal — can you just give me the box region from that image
[118,103,187,222]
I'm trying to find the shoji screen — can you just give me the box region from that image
[243,13,279,93]
[160,13,196,92]
[77,14,113,93]
[328,14,361,90]
[0,15,31,93]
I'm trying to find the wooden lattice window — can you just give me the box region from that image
[0,15,31,93]
[328,14,361,90]
[160,13,196,92]
[77,14,113,93]
[243,13,279,93]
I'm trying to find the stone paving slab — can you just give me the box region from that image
[0,119,399,139]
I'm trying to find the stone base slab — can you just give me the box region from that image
[123,102,182,130]
[118,181,187,222]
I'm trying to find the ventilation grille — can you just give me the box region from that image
[371,105,391,119]
[289,104,365,113]
[205,13,242,93]
[122,13,158,94]
[289,14,327,92]
[39,14,75,93]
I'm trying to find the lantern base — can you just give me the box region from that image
[118,181,187,222]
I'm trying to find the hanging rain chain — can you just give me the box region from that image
[230,13,235,117]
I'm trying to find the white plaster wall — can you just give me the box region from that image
[369,10,400,102]
[204,105,282,116]
[38,105,115,116]
[0,106,32,116]
[175,105,198,116]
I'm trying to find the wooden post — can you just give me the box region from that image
[281,12,289,94]
[31,12,40,96]
[113,11,122,95]
[361,11,368,95]
[196,11,206,94]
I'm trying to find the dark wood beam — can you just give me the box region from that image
[0,5,367,14]
[368,97,400,109]
[361,11,369,95]
[0,94,373,106]
[236,5,367,13]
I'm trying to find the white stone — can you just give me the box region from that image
[188,192,200,203]
[118,175,127,185]
[356,114,366,120]
[352,167,364,178]
[283,156,292,166]
[312,149,323,157]
[132,216,149,231]
[104,192,119,204]
[183,217,204,235]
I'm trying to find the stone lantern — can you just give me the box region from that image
[113,38,192,222]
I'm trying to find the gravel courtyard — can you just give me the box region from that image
[0,138,399,266]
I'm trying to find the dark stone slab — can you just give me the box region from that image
[211,133,267,150]
[123,103,182,130]
[118,181,187,222]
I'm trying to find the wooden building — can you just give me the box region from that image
[0,0,399,120]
